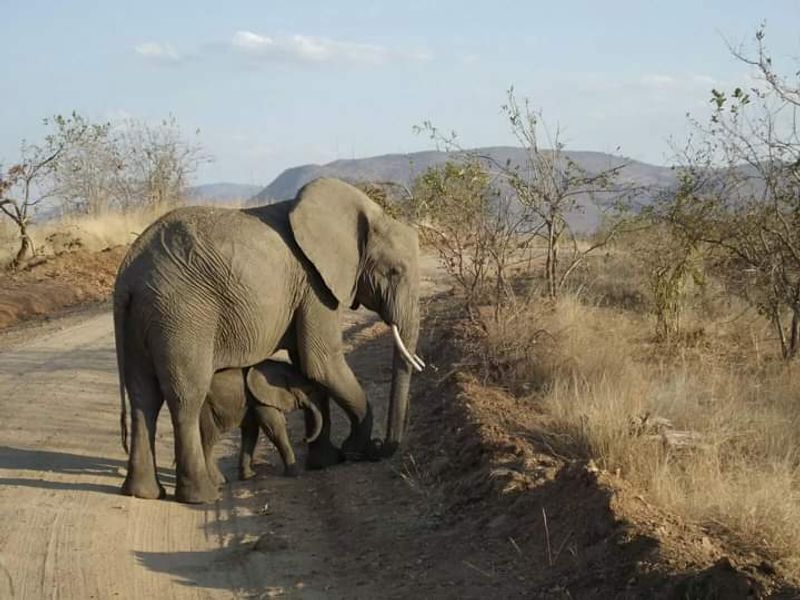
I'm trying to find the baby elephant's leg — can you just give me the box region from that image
[252,405,299,476]
[238,409,259,480]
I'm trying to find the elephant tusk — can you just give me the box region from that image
[413,354,426,368]
[391,324,424,372]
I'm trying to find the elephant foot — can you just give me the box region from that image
[342,437,384,462]
[121,475,166,500]
[341,406,375,461]
[239,466,256,481]
[380,440,400,458]
[174,478,220,504]
[283,463,300,477]
[306,443,345,470]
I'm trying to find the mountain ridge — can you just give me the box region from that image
[253,147,676,203]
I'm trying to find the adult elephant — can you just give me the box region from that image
[114,178,423,503]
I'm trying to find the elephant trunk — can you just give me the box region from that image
[302,398,324,444]
[383,311,420,457]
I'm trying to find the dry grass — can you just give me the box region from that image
[0,208,168,267]
[0,197,252,269]
[475,253,800,570]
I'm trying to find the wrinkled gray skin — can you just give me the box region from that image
[200,360,325,483]
[114,178,420,503]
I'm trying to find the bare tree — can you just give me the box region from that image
[0,114,93,267]
[52,116,116,215]
[418,88,633,299]
[114,116,207,212]
[52,115,208,215]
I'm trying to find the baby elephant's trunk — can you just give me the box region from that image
[303,399,323,443]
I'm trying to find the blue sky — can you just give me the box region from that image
[2,1,798,185]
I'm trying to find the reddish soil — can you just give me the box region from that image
[0,246,126,330]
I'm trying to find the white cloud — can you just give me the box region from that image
[134,42,181,62]
[230,30,414,65]
[640,74,678,89]
[134,31,429,68]
[231,30,275,51]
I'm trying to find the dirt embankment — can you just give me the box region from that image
[0,246,126,330]
[409,297,800,598]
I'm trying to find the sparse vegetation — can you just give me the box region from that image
[653,26,800,359]
[417,88,634,301]
[0,113,102,267]
[413,27,800,576]
[410,159,531,312]
[472,265,800,569]
[0,113,206,270]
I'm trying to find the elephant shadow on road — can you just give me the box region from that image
[0,445,176,495]
[0,345,117,377]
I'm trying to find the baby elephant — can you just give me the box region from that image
[200,360,324,484]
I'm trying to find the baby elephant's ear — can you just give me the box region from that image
[246,365,296,412]
[244,366,275,406]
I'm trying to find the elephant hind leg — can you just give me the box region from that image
[156,354,219,504]
[121,366,166,500]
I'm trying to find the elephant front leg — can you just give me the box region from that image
[288,347,342,470]
[238,411,259,480]
[304,395,345,470]
[314,355,377,462]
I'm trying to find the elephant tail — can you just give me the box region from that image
[113,286,131,455]
[303,399,323,444]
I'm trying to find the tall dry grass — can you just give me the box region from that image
[1,197,251,268]
[477,250,800,569]
[0,207,175,267]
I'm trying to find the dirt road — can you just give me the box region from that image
[0,274,504,600]
[0,239,504,600]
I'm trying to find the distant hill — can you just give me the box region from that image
[250,147,676,230]
[187,182,263,205]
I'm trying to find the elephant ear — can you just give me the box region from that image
[289,178,379,306]
[245,365,294,412]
